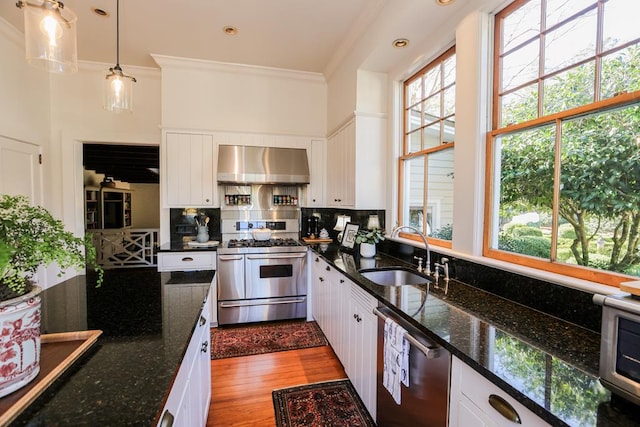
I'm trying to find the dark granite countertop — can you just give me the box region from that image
[10,268,214,426]
[309,244,639,427]
[158,241,219,252]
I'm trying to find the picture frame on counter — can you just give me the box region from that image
[340,222,359,251]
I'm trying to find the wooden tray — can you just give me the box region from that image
[0,330,102,426]
[302,237,333,243]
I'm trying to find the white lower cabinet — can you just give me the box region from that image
[158,291,211,427]
[449,356,549,427]
[310,256,348,361]
[310,255,377,420]
[157,251,217,272]
[346,283,377,420]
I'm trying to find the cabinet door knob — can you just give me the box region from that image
[312,199,316,202]
[488,394,522,424]
[340,279,344,283]
[315,257,319,262]
[199,315,207,326]
[201,341,209,353]
[205,198,210,203]
[319,277,324,282]
[326,266,331,271]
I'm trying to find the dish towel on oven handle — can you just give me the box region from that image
[382,316,410,405]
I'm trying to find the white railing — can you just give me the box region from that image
[88,228,159,269]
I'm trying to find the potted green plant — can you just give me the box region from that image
[0,194,102,397]
[355,228,385,258]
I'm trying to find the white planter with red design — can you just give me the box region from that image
[0,286,41,398]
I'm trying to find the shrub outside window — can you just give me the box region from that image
[400,47,455,246]
[487,0,640,286]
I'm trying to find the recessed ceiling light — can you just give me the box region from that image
[92,7,109,17]
[392,38,410,48]
[435,0,455,5]
[223,26,238,35]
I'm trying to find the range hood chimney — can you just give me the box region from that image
[217,145,310,184]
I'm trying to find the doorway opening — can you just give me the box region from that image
[82,143,160,269]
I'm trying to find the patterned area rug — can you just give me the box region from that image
[272,379,375,427]
[210,320,328,359]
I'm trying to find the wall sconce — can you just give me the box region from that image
[16,0,78,73]
[367,214,381,230]
[334,214,351,242]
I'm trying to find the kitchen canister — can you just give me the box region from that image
[196,225,209,243]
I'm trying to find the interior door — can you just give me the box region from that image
[0,136,42,204]
[0,136,44,285]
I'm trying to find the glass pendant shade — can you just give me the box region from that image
[103,0,136,113]
[18,0,78,73]
[104,65,135,113]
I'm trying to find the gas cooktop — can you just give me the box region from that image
[218,238,307,254]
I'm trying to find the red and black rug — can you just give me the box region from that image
[210,320,328,359]
[272,379,375,427]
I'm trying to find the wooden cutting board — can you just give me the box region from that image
[302,237,333,243]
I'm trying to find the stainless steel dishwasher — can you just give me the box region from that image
[374,306,450,427]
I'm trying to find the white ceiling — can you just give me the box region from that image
[0,0,496,75]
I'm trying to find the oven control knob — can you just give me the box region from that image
[248,223,253,228]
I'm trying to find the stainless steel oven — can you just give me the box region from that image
[594,292,640,405]
[217,216,308,325]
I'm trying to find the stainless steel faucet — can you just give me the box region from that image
[391,225,430,275]
[433,257,450,282]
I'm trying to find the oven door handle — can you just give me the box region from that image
[219,298,306,308]
[246,253,307,260]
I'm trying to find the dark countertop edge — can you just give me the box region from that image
[309,246,589,427]
[158,245,218,252]
[152,283,212,425]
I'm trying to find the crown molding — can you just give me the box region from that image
[150,54,326,84]
[0,17,24,48]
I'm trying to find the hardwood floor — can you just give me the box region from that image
[207,345,347,426]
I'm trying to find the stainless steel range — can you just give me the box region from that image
[217,186,308,325]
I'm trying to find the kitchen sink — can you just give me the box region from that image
[358,267,431,287]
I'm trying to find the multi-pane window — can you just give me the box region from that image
[487,0,640,285]
[400,47,455,245]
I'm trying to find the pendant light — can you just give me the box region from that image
[15,0,78,73]
[103,0,136,113]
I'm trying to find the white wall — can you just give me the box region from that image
[48,63,161,237]
[0,20,50,148]
[153,55,327,137]
[131,183,160,228]
[0,18,49,204]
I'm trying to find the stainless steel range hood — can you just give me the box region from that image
[217,145,310,184]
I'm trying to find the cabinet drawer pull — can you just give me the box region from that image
[199,315,206,326]
[201,341,209,353]
[181,257,194,262]
[488,394,522,424]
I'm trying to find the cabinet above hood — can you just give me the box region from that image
[217,145,310,185]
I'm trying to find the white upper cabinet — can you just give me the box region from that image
[304,139,325,207]
[163,132,217,208]
[326,115,385,209]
